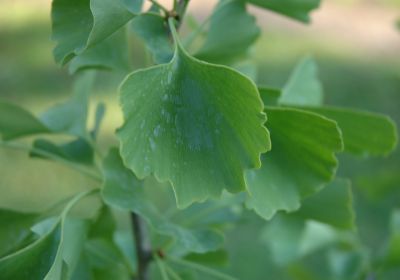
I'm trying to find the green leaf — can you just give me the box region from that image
[52,0,139,65]
[279,56,323,106]
[184,250,228,267]
[0,191,94,279]
[245,0,321,23]
[30,137,94,165]
[0,102,49,140]
[91,102,106,140]
[69,29,131,73]
[40,71,95,138]
[0,72,95,141]
[131,13,174,64]
[0,209,38,258]
[101,148,224,254]
[118,19,270,208]
[383,209,400,268]
[246,107,343,219]
[258,86,281,106]
[294,179,355,230]
[304,106,398,157]
[195,0,260,63]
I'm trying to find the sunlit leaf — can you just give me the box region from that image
[195,0,260,63]
[246,107,343,219]
[118,20,270,207]
[101,148,224,254]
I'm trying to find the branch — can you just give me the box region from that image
[131,212,153,280]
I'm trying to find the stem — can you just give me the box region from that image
[148,0,169,14]
[0,140,102,182]
[131,212,153,280]
[175,0,190,28]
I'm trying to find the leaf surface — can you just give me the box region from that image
[118,20,270,207]
[52,0,139,64]
[245,0,321,23]
[305,106,398,156]
[279,56,323,106]
[195,0,260,63]
[246,107,343,219]
[101,149,224,254]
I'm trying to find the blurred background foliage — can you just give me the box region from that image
[0,0,399,279]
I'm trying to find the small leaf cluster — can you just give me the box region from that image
[0,0,398,279]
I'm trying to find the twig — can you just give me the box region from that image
[131,212,153,280]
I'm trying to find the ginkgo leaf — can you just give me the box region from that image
[245,0,321,23]
[0,72,95,141]
[69,29,131,73]
[195,0,260,63]
[294,178,355,230]
[0,209,38,258]
[0,102,49,140]
[246,107,343,219]
[279,56,323,106]
[131,13,174,64]
[51,0,140,65]
[0,191,94,279]
[118,19,270,208]
[304,106,398,157]
[258,86,281,106]
[101,148,224,254]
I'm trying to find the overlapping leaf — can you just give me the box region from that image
[195,0,260,63]
[118,20,270,207]
[0,191,94,279]
[101,149,224,254]
[305,106,398,157]
[51,0,141,65]
[245,0,321,23]
[131,13,174,64]
[246,107,343,219]
[262,179,355,265]
[279,56,323,106]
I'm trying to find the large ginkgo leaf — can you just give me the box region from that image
[117,19,270,208]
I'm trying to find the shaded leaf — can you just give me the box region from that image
[0,209,38,258]
[69,29,131,73]
[118,20,270,208]
[91,102,106,140]
[383,209,400,268]
[101,148,224,254]
[245,0,321,23]
[246,107,343,219]
[258,86,281,106]
[40,71,95,138]
[131,13,174,64]
[294,179,355,230]
[0,102,49,140]
[0,191,93,279]
[52,0,139,64]
[279,56,323,106]
[30,138,94,165]
[304,106,398,157]
[195,0,260,63]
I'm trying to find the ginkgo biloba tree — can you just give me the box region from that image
[0,0,398,279]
